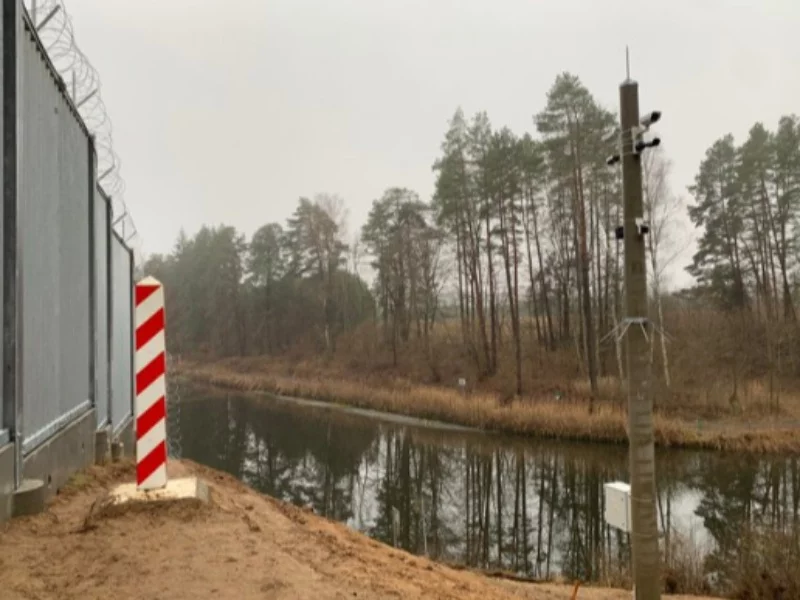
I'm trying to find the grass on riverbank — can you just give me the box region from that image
[173,358,800,453]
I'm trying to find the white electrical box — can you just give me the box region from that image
[604,481,632,533]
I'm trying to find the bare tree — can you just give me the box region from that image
[643,148,684,387]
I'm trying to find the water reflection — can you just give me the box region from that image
[171,387,800,591]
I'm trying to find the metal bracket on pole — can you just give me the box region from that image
[76,88,98,109]
[112,210,127,228]
[36,5,60,31]
[599,317,673,348]
[98,166,114,182]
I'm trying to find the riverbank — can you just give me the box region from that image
[0,459,712,600]
[174,358,800,454]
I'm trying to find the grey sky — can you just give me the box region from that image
[69,0,799,290]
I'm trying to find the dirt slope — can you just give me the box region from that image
[0,460,711,600]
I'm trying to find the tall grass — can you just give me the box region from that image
[595,526,800,598]
[727,527,800,599]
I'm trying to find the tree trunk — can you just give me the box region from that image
[456,216,467,345]
[522,193,543,346]
[570,133,599,406]
[511,198,523,395]
[467,216,491,374]
[499,192,523,396]
[532,191,555,350]
[485,211,498,375]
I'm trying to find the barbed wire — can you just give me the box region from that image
[24,0,143,264]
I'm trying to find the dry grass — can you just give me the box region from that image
[727,527,800,599]
[316,318,800,422]
[173,357,800,454]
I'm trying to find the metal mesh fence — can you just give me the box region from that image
[93,187,111,429]
[110,234,133,434]
[165,354,182,458]
[18,15,91,454]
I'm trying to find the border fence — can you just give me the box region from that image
[0,0,137,520]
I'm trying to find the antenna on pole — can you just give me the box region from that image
[626,46,631,80]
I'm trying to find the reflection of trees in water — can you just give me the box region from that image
[175,390,800,590]
[242,399,378,521]
[368,430,463,557]
[177,394,250,477]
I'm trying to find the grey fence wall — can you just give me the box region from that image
[0,0,3,450]
[94,187,111,429]
[0,1,137,503]
[18,16,93,454]
[110,232,134,435]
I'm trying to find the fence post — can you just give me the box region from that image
[87,137,97,412]
[127,245,134,448]
[2,0,22,488]
[107,199,115,431]
[134,276,168,490]
[105,196,113,432]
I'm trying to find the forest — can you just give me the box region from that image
[149,72,800,422]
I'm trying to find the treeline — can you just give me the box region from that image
[144,195,374,357]
[688,119,800,315]
[146,71,800,407]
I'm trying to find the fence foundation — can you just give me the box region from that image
[21,408,95,505]
[11,478,45,517]
[0,443,14,521]
[112,416,135,458]
[94,427,111,465]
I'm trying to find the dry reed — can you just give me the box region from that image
[173,359,800,454]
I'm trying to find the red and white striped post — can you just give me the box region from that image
[134,276,168,490]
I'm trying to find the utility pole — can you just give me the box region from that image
[619,77,661,599]
[607,60,663,598]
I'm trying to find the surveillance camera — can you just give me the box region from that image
[640,111,661,128]
[634,137,661,154]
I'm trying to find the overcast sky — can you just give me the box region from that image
[67,0,799,290]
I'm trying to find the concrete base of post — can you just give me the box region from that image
[22,408,95,503]
[94,428,111,465]
[111,417,135,458]
[12,479,46,517]
[109,477,209,508]
[0,443,15,522]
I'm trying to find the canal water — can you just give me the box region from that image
[167,383,799,591]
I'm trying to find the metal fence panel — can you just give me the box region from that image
[0,0,4,448]
[19,22,92,454]
[110,233,133,433]
[94,187,110,429]
[57,73,92,434]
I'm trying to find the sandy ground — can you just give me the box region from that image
[0,460,713,600]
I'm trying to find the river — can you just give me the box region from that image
[167,383,799,592]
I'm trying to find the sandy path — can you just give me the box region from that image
[0,460,712,600]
